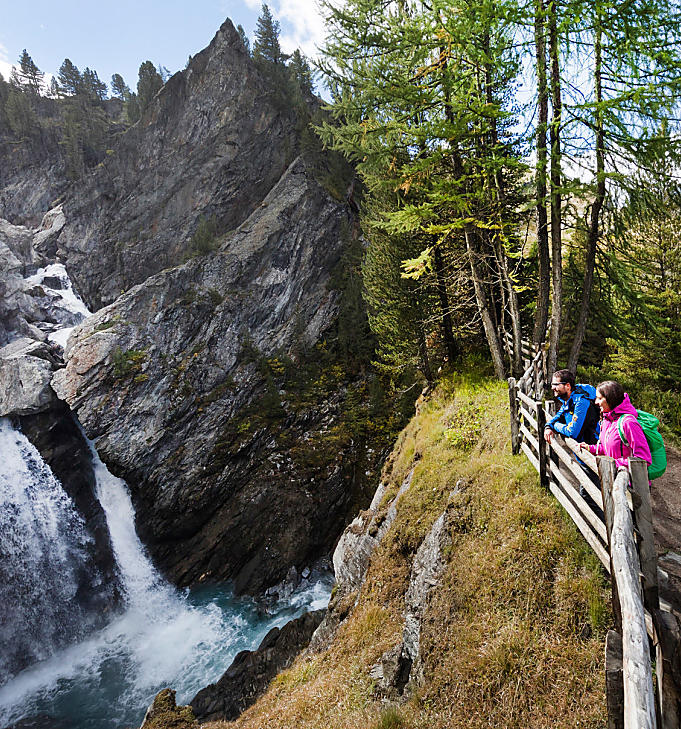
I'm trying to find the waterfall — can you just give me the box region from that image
[0,261,332,729]
[0,419,94,683]
[0,422,332,729]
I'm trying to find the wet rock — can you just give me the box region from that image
[0,338,58,416]
[191,609,324,722]
[18,401,122,618]
[53,154,365,596]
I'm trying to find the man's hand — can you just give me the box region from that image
[543,427,553,444]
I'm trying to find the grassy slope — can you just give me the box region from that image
[206,370,611,729]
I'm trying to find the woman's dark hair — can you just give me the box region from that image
[596,380,625,410]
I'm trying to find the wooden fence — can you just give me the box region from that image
[508,340,681,729]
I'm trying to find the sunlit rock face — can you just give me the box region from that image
[52,152,368,596]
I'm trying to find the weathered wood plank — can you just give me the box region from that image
[653,609,681,729]
[606,629,624,729]
[547,436,604,510]
[628,458,659,612]
[519,423,539,452]
[521,440,540,473]
[548,478,610,569]
[549,461,607,542]
[519,405,538,432]
[517,389,537,409]
[561,436,599,472]
[610,468,656,729]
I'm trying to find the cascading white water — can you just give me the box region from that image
[0,420,332,729]
[0,262,333,728]
[0,419,94,684]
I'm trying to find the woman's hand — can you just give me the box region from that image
[578,442,588,451]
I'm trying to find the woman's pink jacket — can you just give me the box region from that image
[587,393,651,469]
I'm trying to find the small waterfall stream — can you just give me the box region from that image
[0,420,94,682]
[0,264,332,728]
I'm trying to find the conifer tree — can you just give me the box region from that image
[126,92,141,123]
[319,0,526,379]
[253,4,284,66]
[288,49,314,96]
[110,73,130,100]
[11,50,44,95]
[57,59,82,96]
[136,61,163,114]
[237,24,250,54]
[82,67,107,102]
[5,87,35,136]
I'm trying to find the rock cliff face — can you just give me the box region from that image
[52,151,373,594]
[57,19,307,310]
[4,18,380,599]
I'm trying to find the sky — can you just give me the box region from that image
[0,0,329,94]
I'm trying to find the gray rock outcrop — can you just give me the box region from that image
[190,609,324,723]
[52,153,370,594]
[0,338,57,415]
[370,510,452,696]
[56,20,316,311]
[310,471,414,651]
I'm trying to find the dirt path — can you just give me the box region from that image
[650,445,681,615]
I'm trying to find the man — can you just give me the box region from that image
[544,370,602,514]
[544,369,600,446]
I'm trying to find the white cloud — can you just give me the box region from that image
[0,42,15,81]
[275,0,329,59]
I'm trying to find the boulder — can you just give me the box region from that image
[0,339,58,416]
[190,609,324,722]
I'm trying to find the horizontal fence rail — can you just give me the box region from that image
[508,337,681,729]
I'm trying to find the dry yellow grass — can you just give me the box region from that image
[207,370,610,729]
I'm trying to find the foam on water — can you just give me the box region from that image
[0,427,332,729]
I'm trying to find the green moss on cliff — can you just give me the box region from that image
[209,370,610,729]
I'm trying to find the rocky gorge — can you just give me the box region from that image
[1,16,387,597]
[0,14,394,705]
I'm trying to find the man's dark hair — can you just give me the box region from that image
[596,380,625,410]
[553,369,575,389]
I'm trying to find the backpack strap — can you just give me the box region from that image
[617,414,635,449]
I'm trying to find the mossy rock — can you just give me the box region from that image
[140,688,197,729]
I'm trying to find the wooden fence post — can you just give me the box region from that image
[508,378,520,455]
[536,399,548,489]
[606,629,625,729]
[599,456,622,632]
[654,609,681,729]
[610,468,656,729]
[628,458,659,612]
[533,357,542,400]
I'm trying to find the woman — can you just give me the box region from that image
[579,380,651,469]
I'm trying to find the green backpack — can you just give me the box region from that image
[617,411,667,480]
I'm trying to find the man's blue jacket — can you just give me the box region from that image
[546,383,600,444]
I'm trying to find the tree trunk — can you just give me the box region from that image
[567,18,605,371]
[547,0,563,376]
[466,228,507,379]
[483,35,522,376]
[432,246,458,363]
[534,0,551,347]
